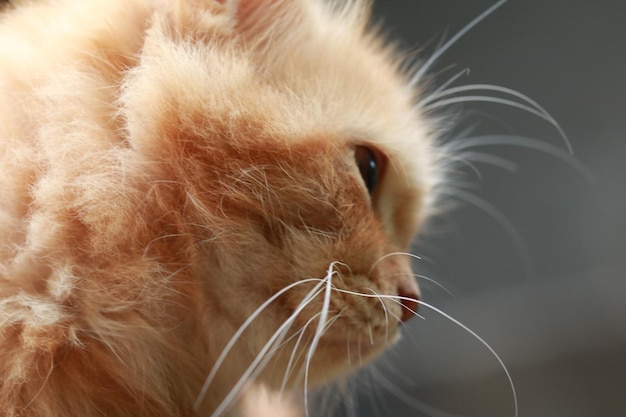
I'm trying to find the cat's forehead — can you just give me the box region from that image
[232,0,436,180]
[130,0,438,226]
[229,0,438,243]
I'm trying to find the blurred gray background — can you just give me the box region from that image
[1,0,622,415]
[334,1,626,417]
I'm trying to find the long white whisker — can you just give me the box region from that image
[414,274,455,297]
[194,277,324,411]
[278,311,322,394]
[405,297,518,417]
[429,68,471,97]
[411,0,509,86]
[368,252,422,276]
[366,288,390,342]
[330,289,518,417]
[209,279,329,417]
[424,83,544,112]
[321,310,344,333]
[387,296,426,321]
[421,84,571,152]
[424,95,569,145]
[425,83,542,107]
[303,262,336,417]
[383,272,455,297]
[279,306,347,396]
[447,154,485,180]
[448,135,594,181]
[457,151,519,172]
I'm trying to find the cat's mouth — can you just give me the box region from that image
[283,310,400,359]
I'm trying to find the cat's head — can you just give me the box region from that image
[123,0,439,392]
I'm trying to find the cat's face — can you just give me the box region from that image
[123,0,438,393]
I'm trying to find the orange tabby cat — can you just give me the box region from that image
[0,0,440,416]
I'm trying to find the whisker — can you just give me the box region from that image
[447,134,594,181]
[421,83,572,153]
[414,274,455,298]
[429,68,471,97]
[388,297,426,322]
[424,83,546,113]
[445,153,485,180]
[366,288,390,342]
[411,0,509,86]
[274,308,346,400]
[303,262,337,417]
[267,311,320,357]
[209,279,329,417]
[278,311,323,394]
[322,310,344,332]
[194,277,324,411]
[350,287,424,323]
[368,252,422,276]
[383,272,455,298]
[423,95,568,143]
[456,151,519,173]
[330,289,519,417]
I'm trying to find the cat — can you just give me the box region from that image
[0,0,443,416]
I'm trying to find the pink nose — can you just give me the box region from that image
[397,279,420,322]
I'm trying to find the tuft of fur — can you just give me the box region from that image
[0,0,439,416]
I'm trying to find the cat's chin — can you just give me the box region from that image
[242,325,400,395]
[291,328,402,387]
[331,328,400,365]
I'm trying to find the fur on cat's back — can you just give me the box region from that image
[0,0,439,416]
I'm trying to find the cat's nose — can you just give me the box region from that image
[397,278,420,322]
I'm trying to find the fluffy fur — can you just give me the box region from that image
[0,0,440,416]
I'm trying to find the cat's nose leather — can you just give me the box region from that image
[397,278,420,322]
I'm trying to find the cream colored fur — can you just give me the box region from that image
[0,0,439,416]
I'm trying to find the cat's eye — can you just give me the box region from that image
[354,145,383,196]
